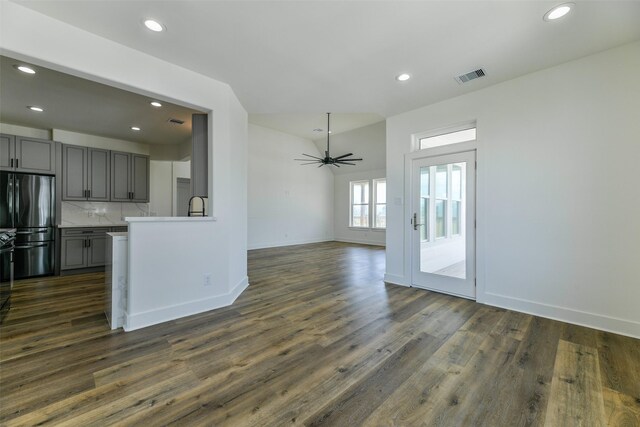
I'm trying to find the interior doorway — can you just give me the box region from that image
[176,178,191,217]
[411,150,476,299]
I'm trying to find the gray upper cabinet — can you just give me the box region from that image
[110,151,149,202]
[62,145,110,201]
[131,154,149,202]
[0,134,55,174]
[110,151,131,201]
[88,149,110,201]
[62,145,87,200]
[0,134,15,170]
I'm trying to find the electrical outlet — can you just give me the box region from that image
[203,273,213,287]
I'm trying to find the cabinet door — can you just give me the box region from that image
[88,148,110,201]
[87,235,107,267]
[62,145,88,201]
[110,151,131,201]
[130,154,149,202]
[60,236,87,270]
[15,137,55,174]
[0,134,15,171]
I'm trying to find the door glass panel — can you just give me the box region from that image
[420,161,467,279]
[420,167,430,241]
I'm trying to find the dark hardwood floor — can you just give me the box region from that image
[0,242,638,426]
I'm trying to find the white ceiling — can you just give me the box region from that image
[14,0,640,125]
[0,55,202,145]
[250,113,383,141]
[6,0,640,162]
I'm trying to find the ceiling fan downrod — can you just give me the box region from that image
[295,112,363,167]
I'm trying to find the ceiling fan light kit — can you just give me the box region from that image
[296,113,363,167]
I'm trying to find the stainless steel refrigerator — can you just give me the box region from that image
[0,172,55,279]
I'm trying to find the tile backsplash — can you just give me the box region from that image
[61,201,150,226]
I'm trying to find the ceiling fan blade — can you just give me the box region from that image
[299,162,320,165]
[336,158,362,162]
[335,162,355,165]
[295,158,320,161]
[333,153,354,160]
[333,163,340,167]
[317,163,325,168]
[302,153,323,160]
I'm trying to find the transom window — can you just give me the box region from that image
[418,126,476,150]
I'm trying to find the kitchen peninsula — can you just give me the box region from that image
[106,216,248,331]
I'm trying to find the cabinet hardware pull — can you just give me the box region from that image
[10,159,13,167]
[15,159,18,168]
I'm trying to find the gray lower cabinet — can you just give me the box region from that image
[62,145,110,201]
[111,151,149,202]
[0,134,55,174]
[60,236,87,270]
[60,227,115,270]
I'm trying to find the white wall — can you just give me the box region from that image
[148,160,192,217]
[313,120,386,175]
[248,124,334,249]
[149,161,172,217]
[0,122,50,139]
[334,168,386,246]
[1,2,248,319]
[386,41,640,338]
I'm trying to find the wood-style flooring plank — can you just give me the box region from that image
[544,339,606,427]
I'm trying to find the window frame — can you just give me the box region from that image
[348,178,386,230]
[413,121,477,152]
[349,180,371,228]
[372,178,387,230]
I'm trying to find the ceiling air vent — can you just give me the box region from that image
[167,118,185,125]
[455,68,486,84]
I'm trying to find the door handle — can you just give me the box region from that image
[412,212,422,231]
[15,243,47,249]
[16,229,48,234]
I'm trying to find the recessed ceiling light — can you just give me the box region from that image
[150,101,162,107]
[15,65,36,74]
[396,73,411,82]
[144,19,164,32]
[28,106,44,112]
[544,3,574,21]
[131,126,141,131]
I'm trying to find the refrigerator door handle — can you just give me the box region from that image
[7,175,14,227]
[16,229,49,234]
[15,243,47,249]
[14,177,19,226]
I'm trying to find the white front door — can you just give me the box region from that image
[411,150,476,299]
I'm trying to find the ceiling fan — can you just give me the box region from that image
[295,113,362,167]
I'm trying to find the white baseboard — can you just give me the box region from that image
[482,292,640,339]
[334,238,386,247]
[248,237,333,250]
[383,273,409,287]
[124,276,249,332]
